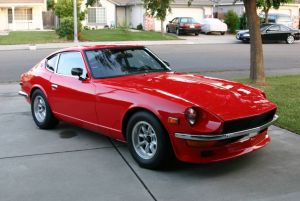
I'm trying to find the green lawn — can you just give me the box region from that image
[240,75,300,134]
[0,29,178,45]
[0,31,64,45]
[81,29,178,41]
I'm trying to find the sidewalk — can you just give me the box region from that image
[0,35,238,51]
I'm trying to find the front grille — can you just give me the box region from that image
[221,109,276,134]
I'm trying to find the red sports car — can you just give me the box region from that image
[19,45,278,169]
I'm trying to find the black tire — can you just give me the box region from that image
[126,111,173,169]
[176,28,180,36]
[195,32,199,36]
[31,89,58,129]
[221,32,225,35]
[166,26,170,33]
[286,35,294,44]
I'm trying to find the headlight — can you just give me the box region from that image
[185,107,198,125]
[243,33,250,37]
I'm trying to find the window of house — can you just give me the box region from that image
[8,8,33,21]
[8,9,12,23]
[87,7,106,24]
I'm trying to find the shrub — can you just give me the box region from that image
[239,13,248,29]
[224,10,239,33]
[137,23,143,30]
[56,17,82,40]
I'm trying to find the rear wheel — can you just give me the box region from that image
[126,111,172,169]
[195,32,199,36]
[166,26,170,33]
[31,89,58,129]
[286,35,294,44]
[221,32,225,35]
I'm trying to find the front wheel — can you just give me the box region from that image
[126,112,172,169]
[31,89,58,129]
[221,32,225,35]
[286,35,294,44]
[195,32,199,36]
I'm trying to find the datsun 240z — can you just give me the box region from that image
[19,45,278,169]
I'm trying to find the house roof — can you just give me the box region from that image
[110,0,213,6]
[0,0,44,3]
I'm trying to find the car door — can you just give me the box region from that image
[170,18,178,32]
[264,25,280,41]
[49,51,98,125]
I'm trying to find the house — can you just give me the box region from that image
[81,0,213,31]
[0,0,47,31]
[216,0,300,29]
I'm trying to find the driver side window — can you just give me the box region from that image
[268,25,280,32]
[56,52,87,78]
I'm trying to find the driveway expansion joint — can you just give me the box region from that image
[110,138,158,201]
[0,146,114,160]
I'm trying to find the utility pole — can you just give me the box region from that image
[73,0,78,43]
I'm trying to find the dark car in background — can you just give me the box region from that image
[166,17,201,36]
[236,24,300,44]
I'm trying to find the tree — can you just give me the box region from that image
[243,0,265,84]
[55,0,85,39]
[47,0,55,11]
[143,0,174,35]
[257,0,292,23]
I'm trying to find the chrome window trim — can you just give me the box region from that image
[175,115,278,141]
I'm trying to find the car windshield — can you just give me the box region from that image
[85,48,169,79]
[180,18,197,24]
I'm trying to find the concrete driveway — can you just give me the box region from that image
[1,83,300,201]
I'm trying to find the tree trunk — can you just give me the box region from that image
[160,20,164,35]
[243,0,265,84]
[264,7,270,23]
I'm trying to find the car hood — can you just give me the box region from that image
[95,72,276,121]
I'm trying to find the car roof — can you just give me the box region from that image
[60,44,144,52]
[46,44,145,59]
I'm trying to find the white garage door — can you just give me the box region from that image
[154,7,204,32]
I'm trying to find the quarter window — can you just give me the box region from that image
[56,52,87,77]
[46,54,58,72]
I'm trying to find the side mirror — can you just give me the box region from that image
[71,68,85,80]
[169,21,172,23]
[163,60,170,67]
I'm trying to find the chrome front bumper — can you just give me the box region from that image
[18,91,29,98]
[175,115,278,141]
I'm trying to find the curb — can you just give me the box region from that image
[0,38,238,51]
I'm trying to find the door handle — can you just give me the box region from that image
[51,84,58,90]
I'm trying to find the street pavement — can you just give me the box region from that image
[1,42,300,83]
[0,83,300,201]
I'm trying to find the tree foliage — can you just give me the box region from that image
[224,10,239,33]
[143,0,174,34]
[47,0,55,11]
[55,0,85,39]
[257,0,292,23]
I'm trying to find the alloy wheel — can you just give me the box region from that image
[132,121,158,160]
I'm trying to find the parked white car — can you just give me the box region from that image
[200,18,228,35]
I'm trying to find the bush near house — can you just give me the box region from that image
[224,10,239,33]
[55,0,85,39]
